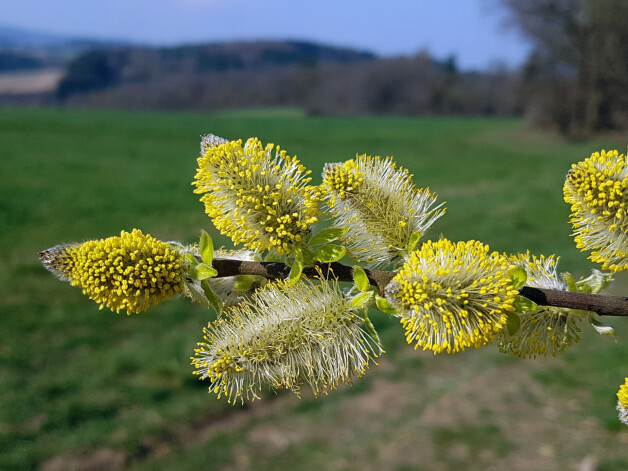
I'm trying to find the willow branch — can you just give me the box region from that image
[518,286,628,317]
[211,258,394,293]
[210,258,628,317]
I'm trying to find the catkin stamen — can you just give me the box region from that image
[385,239,517,354]
[40,229,184,314]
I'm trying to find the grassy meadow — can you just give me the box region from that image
[2,107,628,470]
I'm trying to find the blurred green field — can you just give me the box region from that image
[2,107,628,470]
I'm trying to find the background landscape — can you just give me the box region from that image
[2,1,628,470]
[0,23,519,116]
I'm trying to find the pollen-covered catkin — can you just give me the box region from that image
[40,229,184,314]
[617,378,628,426]
[385,239,517,354]
[191,278,382,403]
[193,137,320,255]
[498,252,581,358]
[321,154,444,267]
[564,149,628,272]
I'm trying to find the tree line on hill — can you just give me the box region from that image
[54,41,521,117]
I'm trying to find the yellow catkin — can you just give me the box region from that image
[617,378,628,425]
[193,137,320,255]
[564,149,628,271]
[321,154,444,266]
[385,239,518,354]
[322,159,364,206]
[499,252,581,358]
[40,229,183,314]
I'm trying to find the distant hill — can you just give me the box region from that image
[156,40,376,70]
[0,25,521,117]
[56,40,377,98]
[0,24,70,48]
[0,24,133,70]
[56,45,520,117]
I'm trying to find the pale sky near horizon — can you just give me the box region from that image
[2,0,531,70]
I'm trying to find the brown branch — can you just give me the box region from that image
[519,286,628,317]
[211,258,628,316]
[211,258,394,295]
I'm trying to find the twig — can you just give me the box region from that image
[210,258,628,317]
[519,286,628,317]
[211,258,394,294]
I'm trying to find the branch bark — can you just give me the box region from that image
[211,258,394,294]
[211,258,628,317]
[519,286,628,317]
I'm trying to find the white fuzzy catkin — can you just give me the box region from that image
[191,278,382,403]
[322,155,444,267]
[499,252,581,358]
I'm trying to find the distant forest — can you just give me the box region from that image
[51,41,521,117]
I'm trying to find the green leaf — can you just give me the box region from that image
[300,246,315,266]
[185,252,198,266]
[506,311,521,335]
[361,310,381,347]
[407,231,422,252]
[309,228,348,246]
[509,266,527,290]
[288,259,303,286]
[562,272,578,293]
[351,291,373,307]
[589,316,617,341]
[234,275,254,292]
[264,252,286,263]
[313,245,346,263]
[194,263,218,280]
[576,269,612,294]
[375,296,399,316]
[513,295,537,314]
[200,230,214,266]
[293,246,303,264]
[202,280,222,315]
[353,266,370,292]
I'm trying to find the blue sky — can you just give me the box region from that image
[3,0,531,70]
